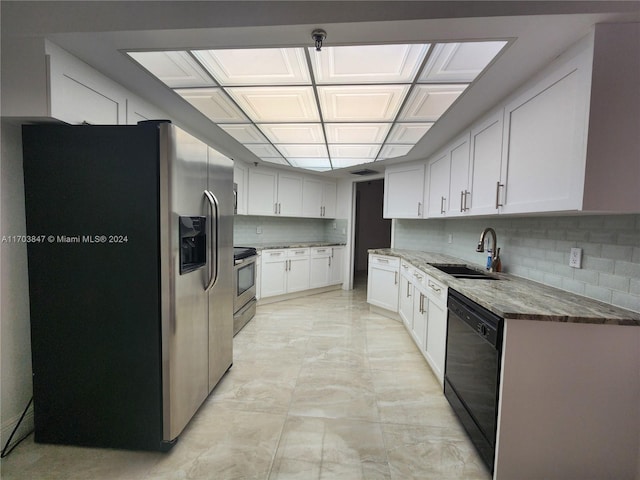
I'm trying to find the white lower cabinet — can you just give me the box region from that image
[328,247,344,285]
[412,285,428,351]
[309,247,331,289]
[423,277,447,385]
[260,248,310,298]
[367,254,400,312]
[398,263,414,329]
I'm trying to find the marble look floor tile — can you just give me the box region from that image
[382,423,491,480]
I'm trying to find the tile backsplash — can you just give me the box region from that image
[394,214,640,313]
[234,216,347,246]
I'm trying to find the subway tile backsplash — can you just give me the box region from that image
[394,214,640,313]
[234,215,348,246]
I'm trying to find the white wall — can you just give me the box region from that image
[0,120,34,444]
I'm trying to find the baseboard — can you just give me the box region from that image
[258,284,342,306]
[1,403,34,449]
[369,304,402,322]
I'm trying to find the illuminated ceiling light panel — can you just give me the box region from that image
[244,144,282,158]
[275,144,329,158]
[318,85,409,122]
[192,48,310,85]
[328,144,380,160]
[387,123,434,143]
[325,123,391,144]
[419,41,508,83]
[378,144,413,159]
[331,158,372,169]
[287,158,332,170]
[398,84,468,122]
[258,123,325,144]
[175,88,248,123]
[226,86,320,122]
[218,124,269,143]
[310,44,430,84]
[127,51,215,88]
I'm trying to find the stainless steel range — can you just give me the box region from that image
[233,247,257,335]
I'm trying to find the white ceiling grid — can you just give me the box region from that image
[129,41,506,171]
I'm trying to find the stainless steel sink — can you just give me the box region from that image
[429,264,499,280]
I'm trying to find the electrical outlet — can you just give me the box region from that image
[342,228,346,235]
[333,222,337,230]
[256,226,262,234]
[569,247,582,268]
[448,234,453,244]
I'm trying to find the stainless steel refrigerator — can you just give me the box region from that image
[22,121,233,451]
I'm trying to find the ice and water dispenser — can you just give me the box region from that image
[179,216,206,274]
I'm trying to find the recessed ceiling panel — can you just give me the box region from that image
[259,124,324,144]
[219,124,268,143]
[261,157,290,166]
[275,144,329,158]
[419,42,507,83]
[226,86,320,122]
[193,48,310,85]
[311,44,430,84]
[175,88,248,123]
[329,144,380,160]
[128,51,215,88]
[398,85,467,122]
[378,144,413,159]
[318,85,409,122]
[387,123,434,143]
[331,158,372,169]
[325,123,391,144]
[244,144,282,158]
[288,158,332,170]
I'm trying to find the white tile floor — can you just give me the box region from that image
[1,281,490,480]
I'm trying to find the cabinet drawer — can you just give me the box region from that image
[409,267,426,288]
[424,275,446,304]
[262,250,286,261]
[287,248,310,258]
[369,254,400,270]
[311,247,331,257]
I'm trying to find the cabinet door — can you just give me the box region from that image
[384,164,425,218]
[468,110,504,215]
[302,178,323,218]
[287,256,310,293]
[425,299,447,386]
[447,133,471,216]
[500,64,588,213]
[309,256,330,288]
[412,289,428,351]
[398,274,414,330]
[322,181,337,218]
[248,169,278,216]
[367,266,399,312]
[277,173,304,217]
[233,162,248,215]
[261,251,287,297]
[329,247,344,285]
[426,153,450,217]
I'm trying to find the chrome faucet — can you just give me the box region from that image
[476,227,499,272]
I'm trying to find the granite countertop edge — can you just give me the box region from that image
[369,248,640,326]
[245,242,346,251]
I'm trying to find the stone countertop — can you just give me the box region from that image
[369,248,640,326]
[240,242,346,251]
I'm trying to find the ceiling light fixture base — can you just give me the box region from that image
[311,29,327,52]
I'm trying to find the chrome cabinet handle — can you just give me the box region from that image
[394,271,398,285]
[440,196,446,215]
[428,280,441,293]
[463,190,470,211]
[377,258,389,264]
[495,182,504,209]
[278,203,282,214]
[419,293,425,313]
[413,272,423,280]
[274,203,278,214]
[417,202,422,216]
[460,191,465,212]
[328,257,331,267]
[406,281,411,298]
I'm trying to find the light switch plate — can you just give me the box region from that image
[569,247,582,268]
[256,226,263,234]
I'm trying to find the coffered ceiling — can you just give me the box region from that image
[128,41,506,171]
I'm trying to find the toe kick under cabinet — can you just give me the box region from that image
[369,254,448,386]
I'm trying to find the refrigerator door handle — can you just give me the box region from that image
[203,190,219,291]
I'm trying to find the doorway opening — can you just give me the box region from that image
[353,179,392,288]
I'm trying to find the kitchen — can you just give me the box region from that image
[2,2,640,479]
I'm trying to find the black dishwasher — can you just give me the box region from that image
[444,289,503,473]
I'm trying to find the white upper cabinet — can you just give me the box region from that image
[446,133,471,217]
[302,177,337,218]
[467,109,504,216]
[384,162,425,218]
[233,162,248,215]
[247,167,304,217]
[426,152,449,217]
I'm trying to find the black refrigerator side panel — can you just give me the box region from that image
[22,124,164,450]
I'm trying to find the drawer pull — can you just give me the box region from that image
[413,273,423,280]
[428,281,441,293]
[377,258,389,264]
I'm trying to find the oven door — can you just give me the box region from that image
[233,255,256,313]
[444,290,502,472]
